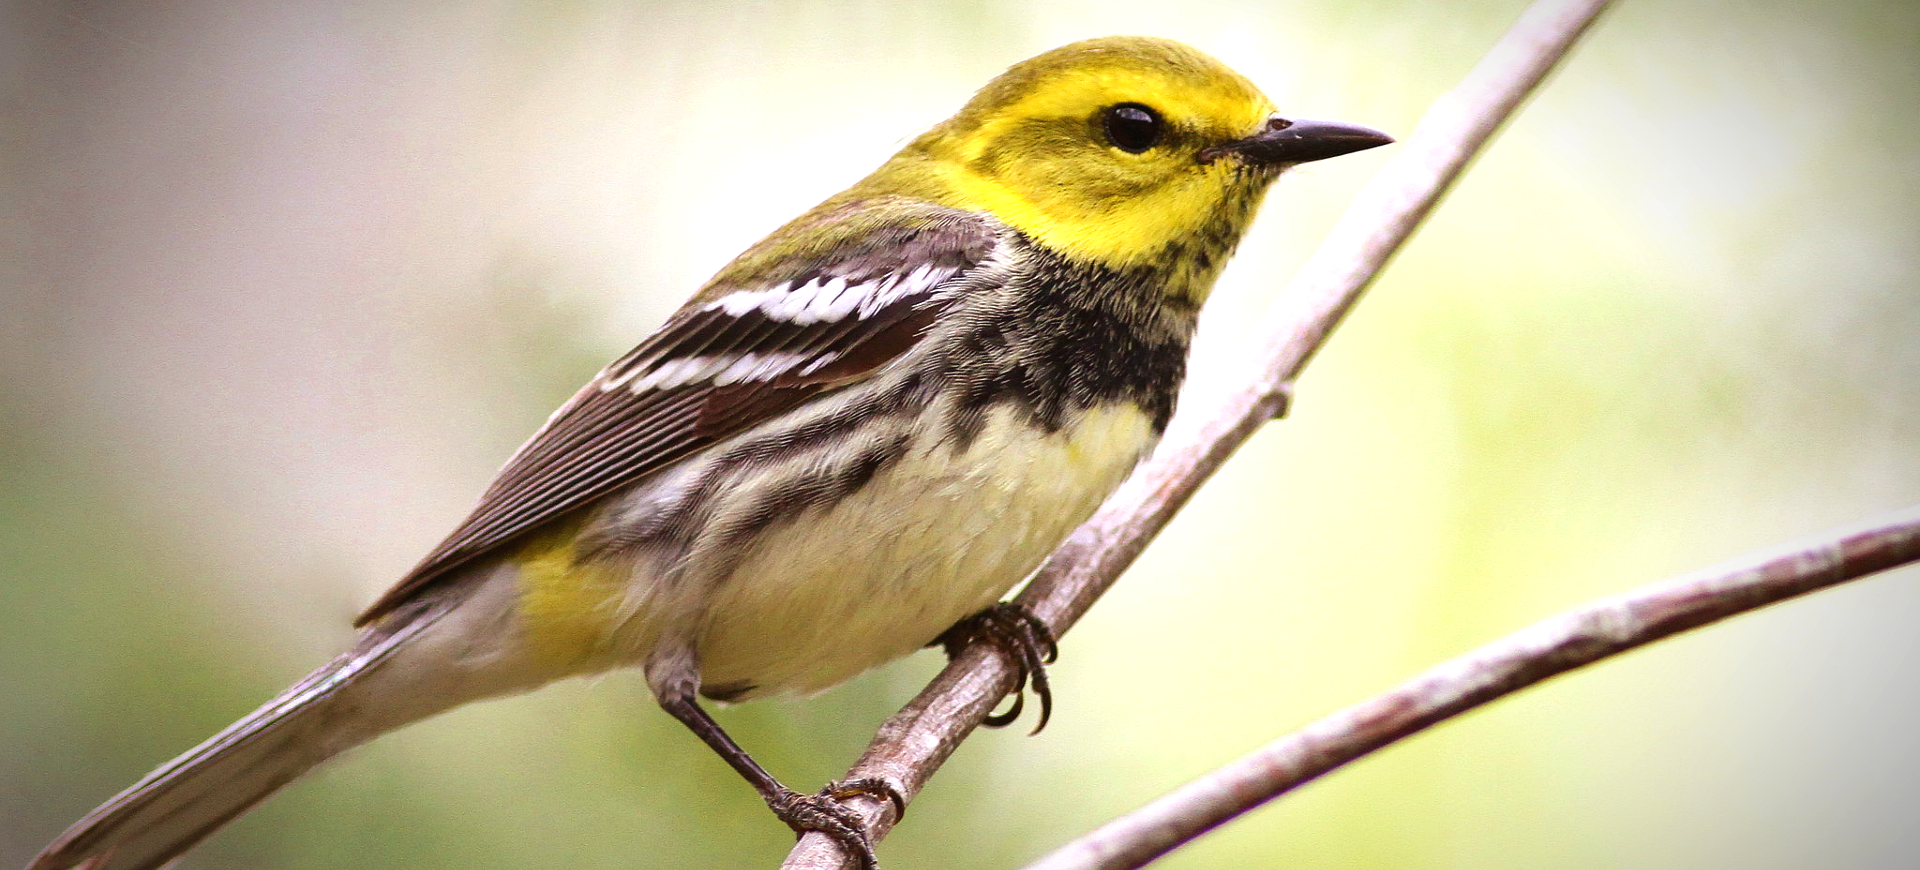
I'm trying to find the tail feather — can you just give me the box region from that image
[31,614,442,870]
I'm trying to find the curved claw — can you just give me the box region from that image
[940,602,1059,734]
[983,686,1025,728]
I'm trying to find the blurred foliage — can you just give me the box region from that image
[4,1,1918,868]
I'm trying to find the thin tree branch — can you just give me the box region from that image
[781,0,1614,866]
[1023,506,1920,870]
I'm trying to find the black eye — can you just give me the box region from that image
[1101,103,1164,153]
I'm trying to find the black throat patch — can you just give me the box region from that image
[934,233,1199,446]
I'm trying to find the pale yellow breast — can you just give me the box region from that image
[694,402,1157,698]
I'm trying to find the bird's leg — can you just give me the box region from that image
[933,601,1059,734]
[646,646,903,870]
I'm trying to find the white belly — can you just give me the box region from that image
[692,403,1155,699]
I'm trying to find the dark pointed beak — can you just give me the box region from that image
[1202,115,1394,166]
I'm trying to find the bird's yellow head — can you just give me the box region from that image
[852,36,1390,294]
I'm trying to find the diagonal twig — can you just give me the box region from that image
[1023,505,1920,870]
[780,0,1616,866]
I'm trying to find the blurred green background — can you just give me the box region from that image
[5,0,1919,868]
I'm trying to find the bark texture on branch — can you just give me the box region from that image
[1023,506,1920,870]
[781,0,1617,867]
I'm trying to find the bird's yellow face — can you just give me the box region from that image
[855,36,1351,287]
[922,41,1276,268]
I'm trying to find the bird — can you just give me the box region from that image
[30,35,1390,870]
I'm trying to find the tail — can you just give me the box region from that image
[30,587,542,870]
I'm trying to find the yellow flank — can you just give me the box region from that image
[511,518,628,668]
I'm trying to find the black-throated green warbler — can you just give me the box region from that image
[34,35,1389,870]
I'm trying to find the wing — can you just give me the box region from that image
[357,201,1001,625]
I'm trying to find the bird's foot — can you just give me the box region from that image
[767,781,892,870]
[936,601,1059,734]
